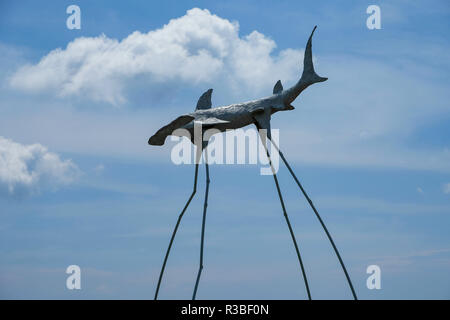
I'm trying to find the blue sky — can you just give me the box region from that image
[0,0,449,299]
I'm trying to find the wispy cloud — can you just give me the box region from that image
[443,183,450,194]
[316,195,450,216]
[370,248,450,272]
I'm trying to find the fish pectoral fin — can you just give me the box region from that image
[250,106,265,114]
[184,117,230,129]
[200,117,230,125]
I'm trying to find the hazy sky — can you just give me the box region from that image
[0,0,449,299]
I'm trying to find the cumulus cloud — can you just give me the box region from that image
[9,8,302,105]
[4,8,449,172]
[0,136,80,197]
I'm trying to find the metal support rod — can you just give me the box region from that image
[154,164,199,300]
[268,139,358,300]
[193,152,210,300]
[258,128,311,300]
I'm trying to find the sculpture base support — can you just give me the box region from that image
[268,137,358,300]
[154,164,199,300]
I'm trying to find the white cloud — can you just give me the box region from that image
[443,183,450,194]
[9,8,301,105]
[0,136,80,197]
[3,8,449,173]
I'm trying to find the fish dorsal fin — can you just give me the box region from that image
[196,88,213,110]
[273,80,283,94]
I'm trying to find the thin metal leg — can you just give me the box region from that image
[192,153,210,300]
[258,129,311,300]
[268,139,358,300]
[154,164,199,300]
